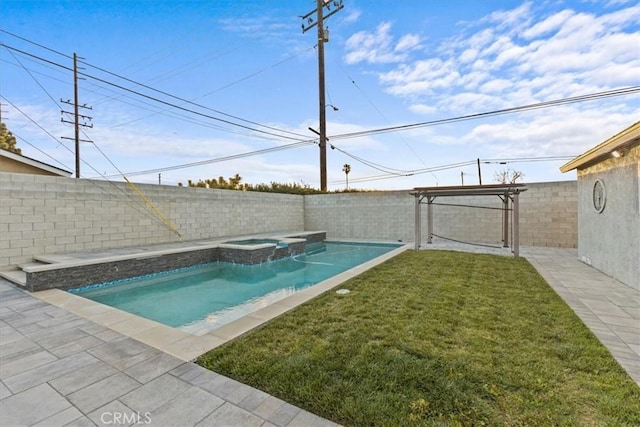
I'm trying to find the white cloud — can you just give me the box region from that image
[344,22,422,64]
[521,9,574,39]
[361,1,640,119]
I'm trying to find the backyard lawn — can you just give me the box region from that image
[197,250,640,426]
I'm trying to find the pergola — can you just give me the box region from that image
[411,184,528,257]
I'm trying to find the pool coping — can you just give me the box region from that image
[33,242,410,362]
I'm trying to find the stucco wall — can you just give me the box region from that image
[576,145,640,290]
[0,173,304,268]
[304,181,578,248]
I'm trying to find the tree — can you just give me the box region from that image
[342,164,351,190]
[0,121,21,155]
[494,168,525,184]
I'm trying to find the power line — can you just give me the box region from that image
[330,156,577,186]
[328,86,640,141]
[1,43,310,142]
[98,140,315,178]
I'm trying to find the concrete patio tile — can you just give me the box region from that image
[168,362,197,378]
[581,298,631,318]
[0,324,23,345]
[108,316,160,337]
[0,335,40,359]
[220,381,257,405]
[148,386,224,426]
[169,362,214,384]
[87,399,136,427]
[120,374,191,413]
[64,415,99,427]
[36,312,86,329]
[286,409,341,427]
[250,301,294,321]
[615,330,640,345]
[629,343,640,357]
[0,383,71,426]
[605,343,640,359]
[79,322,109,335]
[13,322,46,337]
[253,395,302,427]
[30,327,92,350]
[622,306,640,319]
[196,402,263,427]
[124,352,184,384]
[67,372,141,413]
[211,316,265,341]
[88,309,138,327]
[237,387,271,412]
[49,335,104,358]
[0,349,57,379]
[94,328,123,342]
[32,406,85,427]
[88,337,160,370]
[49,360,119,396]
[4,312,52,328]
[181,368,242,398]
[3,351,98,393]
[0,380,12,400]
[130,324,191,349]
[161,333,226,361]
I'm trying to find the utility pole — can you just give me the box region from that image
[0,103,7,122]
[61,53,92,178]
[301,0,344,192]
[477,158,482,185]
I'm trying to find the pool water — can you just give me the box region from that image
[70,241,401,334]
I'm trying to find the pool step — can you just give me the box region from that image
[0,270,27,288]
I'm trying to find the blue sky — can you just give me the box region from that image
[1,0,638,190]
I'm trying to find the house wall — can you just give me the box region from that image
[304,181,577,248]
[576,145,640,290]
[1,173,578,269]
[0,156,65,176]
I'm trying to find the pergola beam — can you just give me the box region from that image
[411,184,527,257]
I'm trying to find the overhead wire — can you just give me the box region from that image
[99,140,315,178]
[337,63,439,183]
[1,43,310,142]
[3,95,179,232]
[101,45,316,130]
[328,86,640,141]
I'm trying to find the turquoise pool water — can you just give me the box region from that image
[70,241,401,334]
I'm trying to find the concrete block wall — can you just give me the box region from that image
[0,173,303,269]
[304,181,578,248]
[1,173,577,270]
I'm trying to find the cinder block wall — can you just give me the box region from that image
[1,173,577,270]
[304,181,577,248]
[0,173,303,268]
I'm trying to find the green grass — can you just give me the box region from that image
[197,250,640,426]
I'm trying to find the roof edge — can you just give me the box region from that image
[560,121,640,173]
[0,149,72,176]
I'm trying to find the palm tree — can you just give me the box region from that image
[342,164,351,190]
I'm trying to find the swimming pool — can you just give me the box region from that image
[70,241,402,334]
